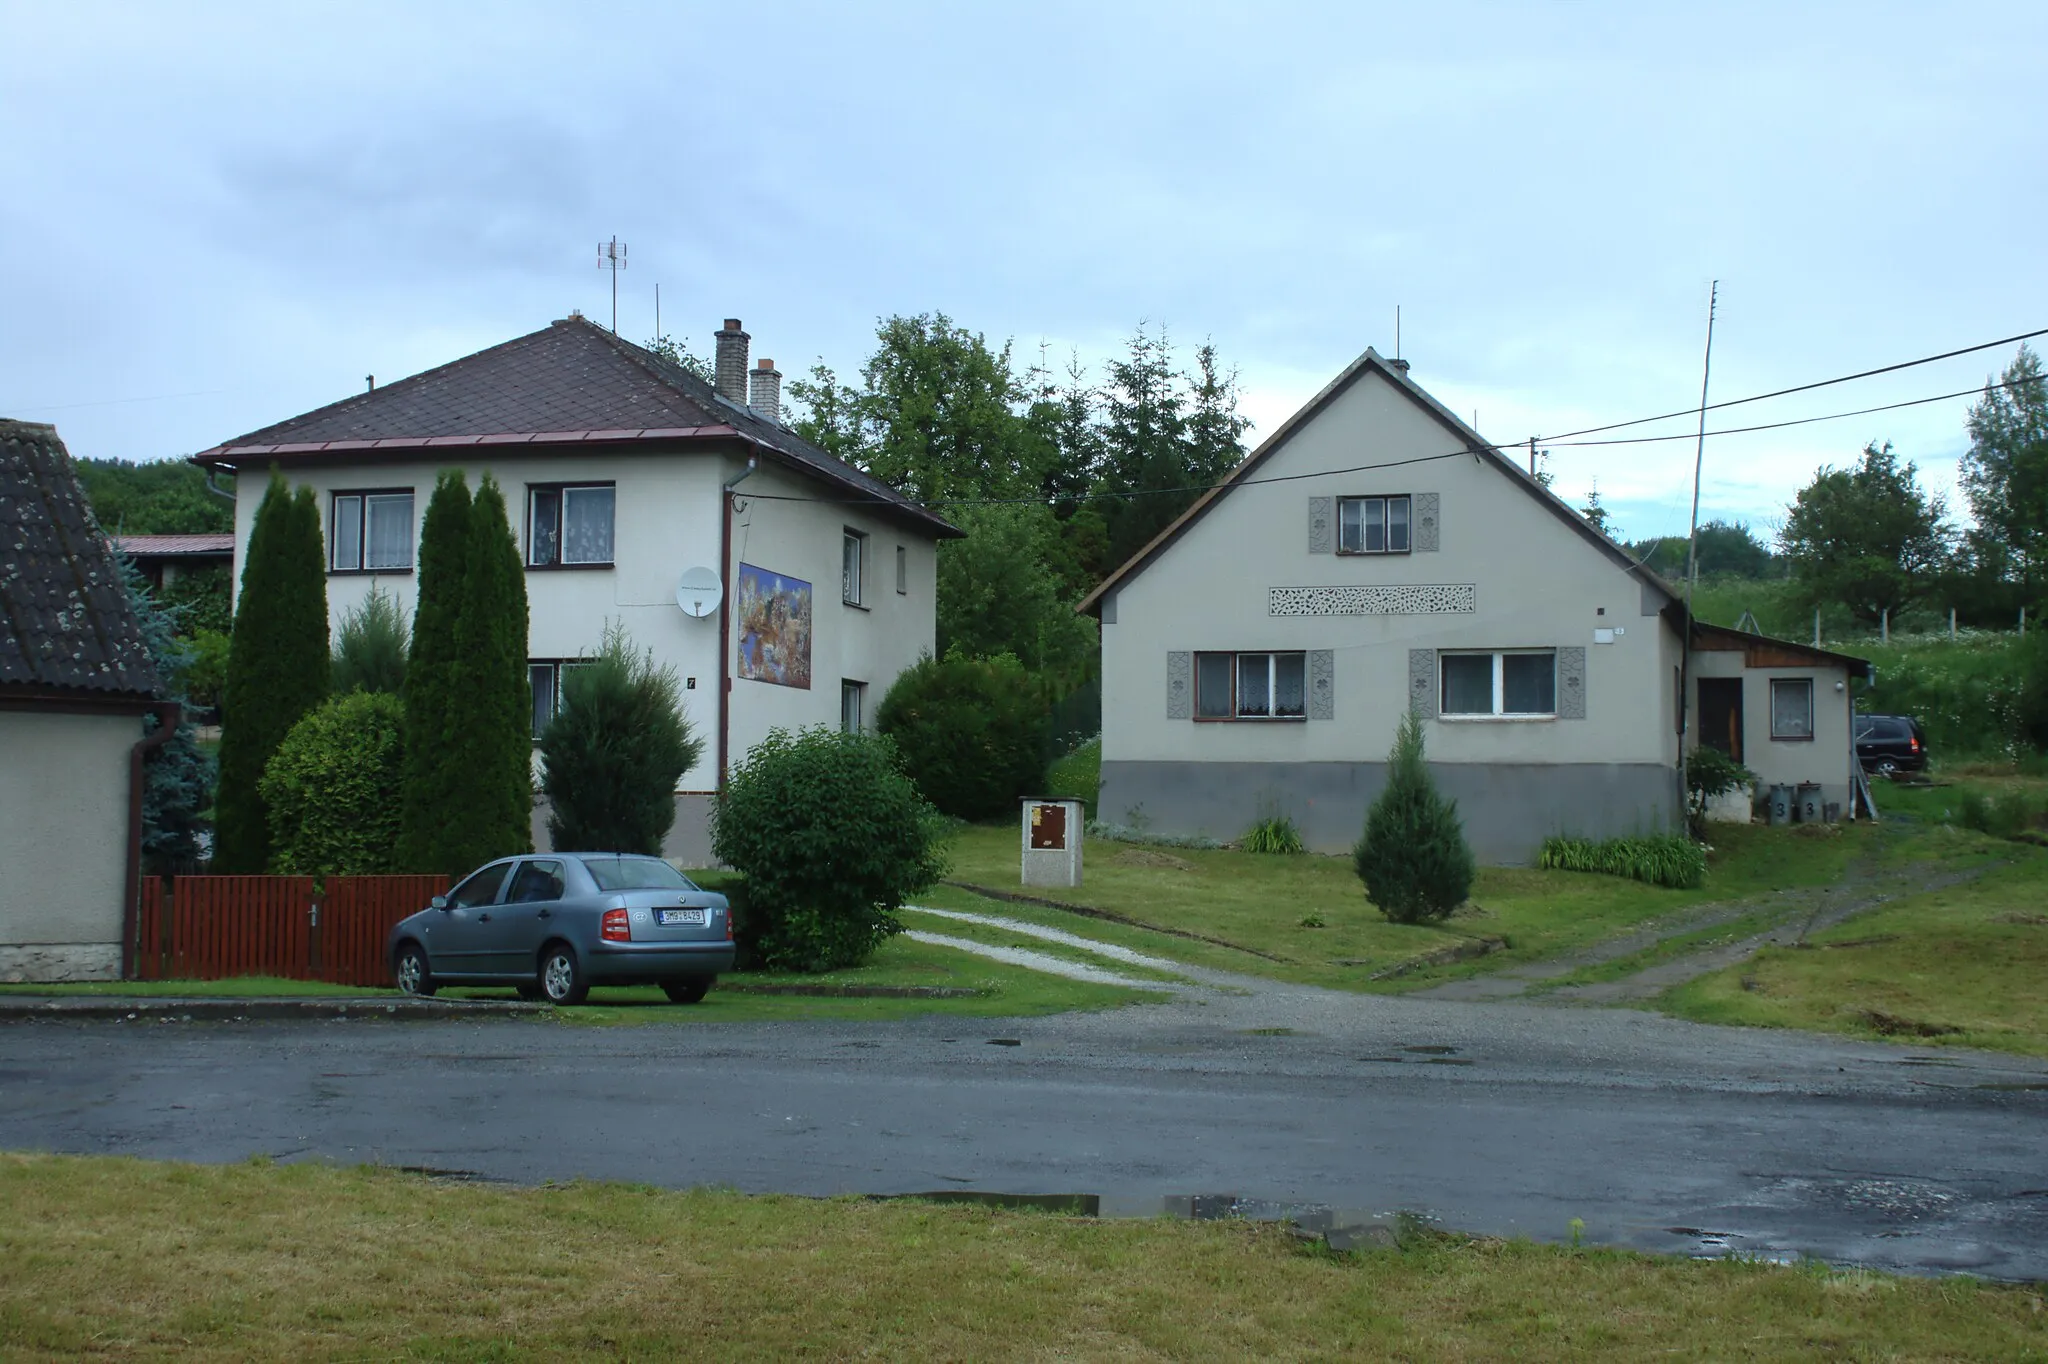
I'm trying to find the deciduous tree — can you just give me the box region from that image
[1962,344,2048,600]
[1781,441,1952,626]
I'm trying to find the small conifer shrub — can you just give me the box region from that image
[540,625,703,855]
[1353,709,1475,923]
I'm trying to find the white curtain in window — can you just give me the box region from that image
[562,487,614,564]
[331,495,363,570]
[1771,680,1814,738]
[1273,654,1307,716]
[365,494,414,570]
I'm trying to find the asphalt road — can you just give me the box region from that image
[3,986,2046,1279]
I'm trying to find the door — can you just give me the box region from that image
[428,862,513,977]
[492,859,569,976]
[1698,678,1744,761]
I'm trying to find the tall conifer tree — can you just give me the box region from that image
[212,471,329,872]
[447,473,534,867]
[398,470,473,873]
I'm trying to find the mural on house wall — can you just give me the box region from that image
[736,563,813,689]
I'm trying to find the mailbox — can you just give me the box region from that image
[1020,797,1084,888]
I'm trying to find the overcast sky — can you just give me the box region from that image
[4,1,2043,542]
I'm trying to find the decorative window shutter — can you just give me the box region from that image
[1166,651,1192,719]
[1408,649,1438,719]
[1413,492,1440,552]
[1307,497,1333,554]
[1557,646,1587,720]
[1308,650,1334,719]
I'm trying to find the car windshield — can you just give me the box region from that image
[582,856,695,892]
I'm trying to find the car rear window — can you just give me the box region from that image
[582,857,696,892]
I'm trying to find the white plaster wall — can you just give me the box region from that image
[1101,367,1679,769]
[230,446,939,794]
[233,449,730,790]
[724,460,938,762]
[0,709,137,977]
[1687,651,1856,804]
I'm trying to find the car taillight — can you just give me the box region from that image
[724,910,734,942]
[601,908,632,942]
[1910,735,1921,752]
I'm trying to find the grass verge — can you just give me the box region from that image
[934,820,1880,992]
[1657,848,2048,1056]
[0,937,1163,1024]
[3,1156,2043,1362]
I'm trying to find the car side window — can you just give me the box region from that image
[447,864,511,909]
[506,860,566,904]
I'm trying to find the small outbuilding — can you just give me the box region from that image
[1,419,173,982]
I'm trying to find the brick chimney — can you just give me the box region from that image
[714,318,749,405]
[749,357,782,425]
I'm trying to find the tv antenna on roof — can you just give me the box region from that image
[597,237,628,333]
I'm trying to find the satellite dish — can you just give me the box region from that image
[676,566,722,618]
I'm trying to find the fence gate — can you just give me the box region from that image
[133,875,448,987]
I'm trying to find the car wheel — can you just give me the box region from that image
[1876,759,1899,778]
[662,977,713,1005]
[539,943,589,1006]
[394,943,436,997]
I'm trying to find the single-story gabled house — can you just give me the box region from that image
[191,315,959,863]
[1,420,176,981]
[1078,348,1868,862]
[114,532,234,592]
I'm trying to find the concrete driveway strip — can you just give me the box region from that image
[2,987,2045,1280]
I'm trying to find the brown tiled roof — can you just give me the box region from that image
[1,420,162,699]
[113,533,236,557]
[194,317,958,539]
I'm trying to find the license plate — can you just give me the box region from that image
[657,908,706,927]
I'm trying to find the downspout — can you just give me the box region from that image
[716,451,759,789]
[201,466,236,501]
[123,700,182,979]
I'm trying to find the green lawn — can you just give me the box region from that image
[1659,845,2048,1056]
[0,936,1163,1025]
[4,1155,2042,1361]
[932,819,1878,992]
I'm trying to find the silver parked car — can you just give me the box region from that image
[387,854,735,1005]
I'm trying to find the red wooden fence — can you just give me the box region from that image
[133,875,449,987]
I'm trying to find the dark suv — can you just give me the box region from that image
[1855,713,1928,776]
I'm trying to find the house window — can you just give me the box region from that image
[1337,495,1411,554]
[1194,651,1307,720]
[330,490,415,572]
[528,484,616,567]
[1770,678,1815,741]
[1440,650,1557,717]
[841,679,866,734]
[528,660,592,739]
[843,529,867,605]
[895,544,907,595]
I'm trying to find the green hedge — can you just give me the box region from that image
[260,691,406,875]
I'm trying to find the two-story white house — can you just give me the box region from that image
[193,315,958,863]
[1079,347,1868,862]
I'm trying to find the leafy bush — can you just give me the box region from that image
[259,691,406,875]
[1046,736,1100,818]
[1859,632,2039,762]
[712,727,948,973]
[178,628,232,713]
[876,651,1050,821]
[1241,814,1304,855]
[540,625,703,855]
[1354,710,1475,924]
[1538,834,1707,889]
[159,564,232,637]
[1685,745,1756,830]
[332,585,410,695]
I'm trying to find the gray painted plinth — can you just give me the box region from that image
[1099,760,1679,864]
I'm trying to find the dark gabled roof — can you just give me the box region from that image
[192,316,959,539]
[1078,347,1679,615]
[114,533,235,558]
[1,420,162,699]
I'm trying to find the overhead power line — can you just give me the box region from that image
[1538,324,2048,442]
